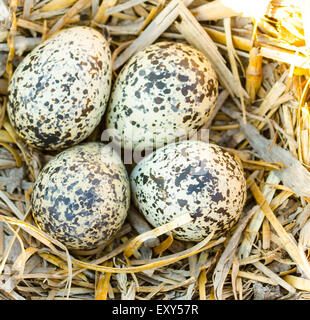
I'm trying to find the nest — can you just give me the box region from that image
[1,0,310,300]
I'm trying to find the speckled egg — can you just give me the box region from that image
[7,26,112,150]
[105,42,218,151]
[31,142,130,250]
[130,140,246,241]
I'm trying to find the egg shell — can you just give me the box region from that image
[105,42,218,151]
[130,140,246,241]
[7,26,112,150]
[31,142,130,250]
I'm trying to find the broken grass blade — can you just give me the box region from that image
[0,79,8,95]
[95,261,113,300]
[0,190,24,220]
[223,17,246,122]
[0,142,22,168]
[124,212,192,258]
[12,247,38,275]
[240,120,310,198]
[41,0,78,11]
[127,208,160,248]
[204,26,252,52]
[153,234,174,256]
[233,270,277,285]
[105,0,147,15]
[246,47,263,103]
[238,171,280,259]
[260,46,310,70]
[248,178,310,280]
[283,275,310,292]
[0,130,15,144]
[47,0,92,37]
[112,0,194,70]
[71,234,223,274]
[213,206,256,300]
[253,261,296,293]
[175,0,247,99]
[38,252,87,282]
[92,0,117,24]
[256,70,288,118]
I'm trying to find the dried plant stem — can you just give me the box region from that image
[248,177,310,279]
[260,47,310,69]
[72,234,222,273]
[3,121,35,181]
[0,130,13,143]
[233,270,277,285]
[0,213,224,274]
[253,261,296,293]
[204,26,252,52]
[137,277,196,293]
[17,18,44,33]
[257,71,288,119]
[0,190,24,220]
[153,234,174,256]
[0,79,8,95]
[198,269,207,300]
[95,261,113,300]
[262,219,271,250]
[92,0,117,25]
[137,6,158,34]
[113,0,194,70]
[204,26,310,70]
[0,142,22,167]
[175,0,247,99]
[238,171,280,259]
[223,17,246,123]
[282,103,298,157]
[47,0,91,37]
[41,0,78,12]
[124,213,192,258]
[6,1,18,81]
[127,208,160,248]
[246,47,263,103]
[284,275,310,292]
[213,206,256,300]
[105,0,146,15]
[0,215,73,297]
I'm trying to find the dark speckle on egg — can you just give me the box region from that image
[31,142,130,250]
[7,26,112,151]
[106,42,218,151]
[130,140,247,242]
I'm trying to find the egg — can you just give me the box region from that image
[130,140,246,241]
[7,26,112,150]
[105,42,218,151]
[31,142,130,250]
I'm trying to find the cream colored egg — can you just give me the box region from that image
[105,42,218,151]
[7,26,112,150]
[31,142,130,250]
[130,140,246,241]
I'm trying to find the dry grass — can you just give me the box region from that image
[1,0,310,300]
